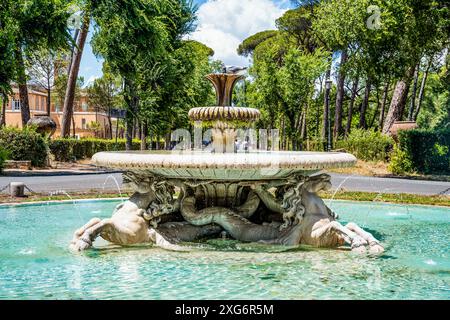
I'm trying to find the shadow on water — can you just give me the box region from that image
[82,243,155,258]
[79,239,359,257]
[363,227,385,241]
[377,254,397,260]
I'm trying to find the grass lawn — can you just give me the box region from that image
[329,160,450,182]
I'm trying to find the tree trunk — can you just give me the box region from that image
[126,116,133,150]
[408,63,420,120]
[46,88,51,116]
[370,88,380,129]
[61,13,90,137]
[316,74,323,138]
[124,79,139,151]
[382,66,416,134]
[72,114,76,137]
[133,120,138,140]
[300,103,308,148]
[140,121,147,150]
[414,59,432,121]
[379,79,390,131]
[136,121,141,140]
[149,130,153,150]
[359,77,371,129]
[0,94,6,127]
[294,109,303,151]
[345,74,359,136]
[333,48,348,139]
[15,45,30,126]
[68,29,80,74]
[322,69,331,142]
[107,112,113,139]
[164,132,171,150]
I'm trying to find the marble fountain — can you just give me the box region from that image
[70,70,384,255]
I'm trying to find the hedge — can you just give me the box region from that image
[391,128,450,175]
[0,126,48,167]
[49,138,143,162]
[0,146,8,172]
[335,129,394,162]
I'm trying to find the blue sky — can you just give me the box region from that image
[79,0,292,86]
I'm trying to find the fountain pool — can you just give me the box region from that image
[1,200,448,300]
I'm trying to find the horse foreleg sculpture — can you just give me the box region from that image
[69,175,221,252]
[254,174,384,254]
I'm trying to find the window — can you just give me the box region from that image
[36,96,40,110]
[81,118,86,129]
[12,99,21,111]
[82,103,88,112]
[41,97,45,111]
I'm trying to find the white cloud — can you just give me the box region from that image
[188,0,287,66]
[84,75,100,88]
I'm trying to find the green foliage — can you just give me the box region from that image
[276,6,319,53]
[239,7,330,148]
[0,146,8,173]
[303,139,325,152]
[0,0,71,95]
[394,129,450,174]
[53,74,85,111]
[0,127,48,167]
[237,30,278,57]
[336,129,394,161]
[91,0,209,146]
[388,144,414,175]
[237,0,449,151]
[14,0,72,50]
[145,39,216,133]
[0,1,15,95]
[49,138,142,162]
[277,47,329,143]
[416,69,450,130]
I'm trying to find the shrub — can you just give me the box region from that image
[336,129,394,161]
[0,146,8,173]
[303,139,325,152]
[0,126,48,167]
[388,144,414,175]
[49,138,142,162]
[394,128,450,175]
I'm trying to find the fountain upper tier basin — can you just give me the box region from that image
[92,150,356,180]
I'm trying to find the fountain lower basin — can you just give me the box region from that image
[2,200,449,299]
[92,150,356,180]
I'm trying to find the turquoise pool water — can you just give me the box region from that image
[0,199,448,300]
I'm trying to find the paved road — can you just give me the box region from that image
[0,173,124,194]
[329,173,450,196]
[1,172,449,196]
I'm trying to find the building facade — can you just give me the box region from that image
[3,85,111,139]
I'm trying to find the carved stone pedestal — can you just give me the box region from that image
[70,171,383,255]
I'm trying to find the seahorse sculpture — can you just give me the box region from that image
[71,172,383,254]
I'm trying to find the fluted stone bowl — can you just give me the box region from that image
[92,151,356,180]
[188,106,260,122]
